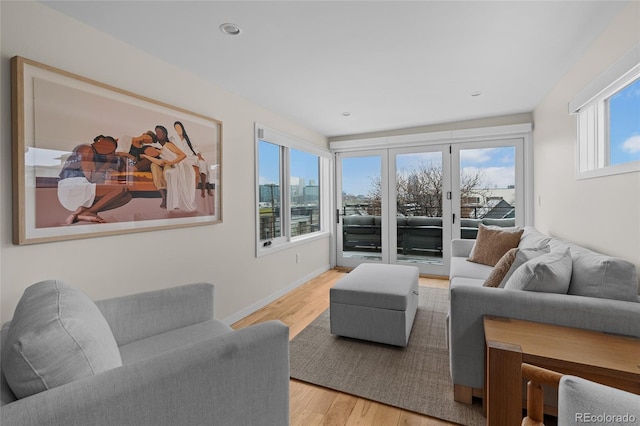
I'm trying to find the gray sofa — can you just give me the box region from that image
[447,227,640,402]
[0,282,290,426]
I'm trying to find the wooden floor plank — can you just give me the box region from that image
[345,399,379,426]
[324,393,359,426]
[232,269,456,426]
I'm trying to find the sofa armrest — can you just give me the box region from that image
[95,283,214,346]
[448,284,640,390]
[1,320,290,426]
[451,239,475,258]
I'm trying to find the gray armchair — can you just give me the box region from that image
[521,363,640,426]
[558,376,640,426]
[1,282,290,426]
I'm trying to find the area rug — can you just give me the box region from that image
[289,286,485,425]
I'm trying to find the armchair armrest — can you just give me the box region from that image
[1,320,290,426]
[95,283,214,346]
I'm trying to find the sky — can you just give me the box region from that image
[609,78,640,165]
[259,141,319,186]
[340,147,516,197]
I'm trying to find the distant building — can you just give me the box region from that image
[476,199,514,219]
[303,185,319,204]
[259,184,280,205]
[463,187,516,219]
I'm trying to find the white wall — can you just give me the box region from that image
[533,1,640,279]
[0,1,330,323]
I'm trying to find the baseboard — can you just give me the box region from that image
[222,264,331,325]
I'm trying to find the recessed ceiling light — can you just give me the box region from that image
[220,23,242,36]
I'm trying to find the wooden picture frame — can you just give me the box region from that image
[11,56,222,245]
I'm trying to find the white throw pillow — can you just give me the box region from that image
[504,248,572,294]
[1,280,122,399]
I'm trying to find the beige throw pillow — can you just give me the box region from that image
[468,225,523,267]
[484,248,518,287]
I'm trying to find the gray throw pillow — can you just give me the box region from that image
[497,245,551,288]
[1,280,122,399]
[568,252,639,302]
[518,227,551,250]
[504,248,572,294]
[483,246,551,288]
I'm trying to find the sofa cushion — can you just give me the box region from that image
[407,216,442,227]
[504,248,572,294]
[482,218,515,228]
[451,256,494,281]
[1,280,122,399]
[344,215,375,226]
[468,224,523,267]
[118,320,232,365]
[568,252,639,302]
[542,236,639,302]
[460,219,481,228]
[450,276,486,287]
[518,227,552,250]
[0,324,17,405]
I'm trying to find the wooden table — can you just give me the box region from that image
[483,316,640,426]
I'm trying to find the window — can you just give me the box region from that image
[256,124,330,256]
[289,148,320,237]
[571,44,640,178]
[258,141,282,241]
[609,78,640,167]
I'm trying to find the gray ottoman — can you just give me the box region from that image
[330,263,419,347]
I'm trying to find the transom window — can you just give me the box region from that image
[572,44,640,179]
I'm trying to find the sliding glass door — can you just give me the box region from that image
[336,146,450,275]
[335,138,525,276]
[452,139,524,239]
[336,150,387,268]
[390,146,451,275]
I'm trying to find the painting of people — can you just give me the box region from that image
[12,57,222,244]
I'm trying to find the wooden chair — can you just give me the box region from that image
[521,363,562,426]
[521,363,640,426]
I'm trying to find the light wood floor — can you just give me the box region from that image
[232,268,457,426]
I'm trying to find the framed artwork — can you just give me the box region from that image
[11,56,222,245]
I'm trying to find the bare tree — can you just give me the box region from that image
[366,176,383,216]
[367,163,488,218]
[400,163,444,217]
[460,168,488,218]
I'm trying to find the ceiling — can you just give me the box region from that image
[42,1,627,138]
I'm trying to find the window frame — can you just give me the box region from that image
[255,123,331,257]
[571,44,640,179]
